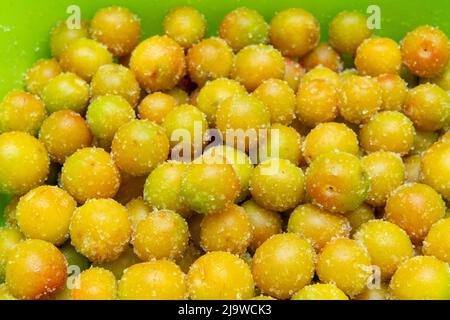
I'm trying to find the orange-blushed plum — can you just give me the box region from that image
[354,284,389,300]
[404,83,449,131]
[114,173,146,205]
[250,158,305,212]
[130,35,185,92]
[86,95,135,148]
[187,37,233,86]
[258,124,302,166]
[361,152,405,207]
[60,38,113,82]
[241,199,282,252]
[359,111,415,155]
[60,148,120,203]
[216,94,271,150]
[138,92,177,124]
[355,38,402,76]
[163,6,206,49]
[269,8,320,57]
[230,45,285,91]
[0,131,49,196]
[25,59,62,95]
[411,130,439,155]
[0,91,47,136]
[90,6,141,57]
[16,185,76,245]
[125,197,151,231]
[385,183,446,243]
[301,66,341,88]
[94,246,141,279]
[50,20,89,58]
[180,162,240,215]
[423,218,450,263]
[143,162,192,218]
[202,145,254,203]
[219,7,268,52]
[302,122,359,164]
[71,268,117,300]
[328,11,371,55]
[200,204,252,255]
[401,25,449,78]
[196,78,246,126]
[404,154,421,183]
[296,79,339,127]
[91,64,141,107]
[306,151,369,214]
[344,203,375,235]
[252,233,315,300]
[253,79,296,125]
[119,260,187,300]
[6,239,67,300]
[0,227,24,282]
[283,57,304,91]
[70,198,131,262]
[389,256,450,300]
[376,74,408,111]
[421,140,450,201]
[300,43,343,72]
[111,120,169,177]
[39,110,93,164]
[291,284,348,300]
[288,203,350,251]
[338,75,382,124]
[188,251,254,300]
[317,238,372,297]
[132,210,189,261]
[354,220,414,280]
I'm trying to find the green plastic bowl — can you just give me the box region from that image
[0,0,449,221]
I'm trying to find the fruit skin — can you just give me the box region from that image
[60,147,121,203]
[39,110,93,164]
[412,130,439,155]
[306,151,369,214]
[292,284,348,300]
[60,243,91,272]
[25,58,62,96]
[130,35,186,92]
[138,92,177,124]
[423,218,450,264]
[230,44,285,91]
[94,246,141,279]
[164,6,207,49]
[385,183,446,243]
[376,74,408,112]
[283,57,304,91]
[401,25,450,78]
[187,37,233,86]
[59,38,113,82]
[0,131,49,196]
[111,120,170,177]
[41,73,90,114]
[344,204,375,235]
[404,154,421,183]
[354,220,414,280]
[200,204,252,255]
[328,11,371,55]
[16,185,76,245]
[180,162,240,215]
[71,267,117,300]
[70,198,131,263]
[90,6,141,57]
[132,209,189,261]
[0,228,24,283]
[427,62,450,90]
[50,20,89,58]
[219,7,268,52]
[188,251,254,300]
[361,152,405,207]
[0,91,47,136]
[316,238,372,297]
[355,38,402,76]
[389,256,450,300]
[421,141,450,201]
[119,260,187,300]
[288,203,350,251]
[250,158,305,212]
[259,124,303,166]
[269,8,320,57]
[6,239,67,300]
[404,83,449,131]
[91,64,141,107]
[252,233,315,300]
[300,43,343,72]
